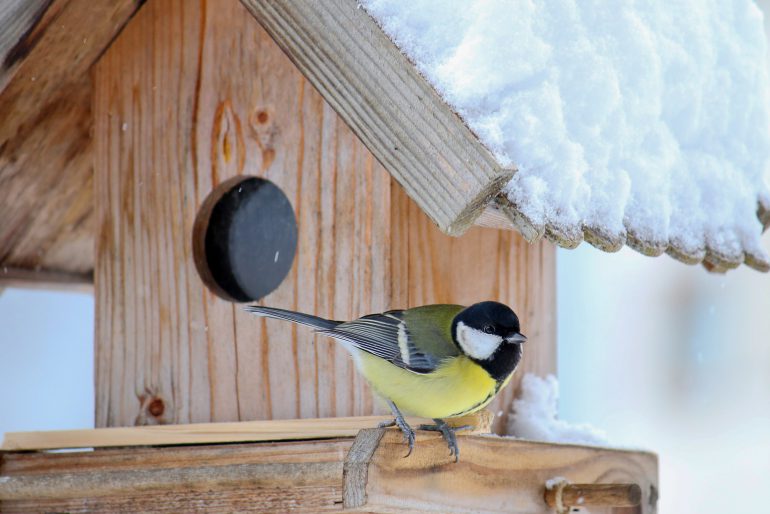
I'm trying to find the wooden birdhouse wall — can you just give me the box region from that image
[92,0,556,433]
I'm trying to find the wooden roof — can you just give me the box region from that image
[0,0,142,287]
[240,0,770,272]
[1,0,767,287]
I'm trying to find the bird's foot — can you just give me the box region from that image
[380,402,415,457]
[418,419,471,462]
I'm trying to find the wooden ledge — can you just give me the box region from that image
[0,416,658,513]
[0,412,493,452]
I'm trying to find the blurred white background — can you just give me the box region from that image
[558,232,770,513]
[0,289,94,434]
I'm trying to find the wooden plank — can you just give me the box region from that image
[0,266,92,292]
[390,185,557,434]
[544,483,642,509]
[0,440,351,512]
[0,78,94,277]
[0,0,142,278]
[1,412,492,452]
[238,0,513,236]
[349,429,659,514]
[0,0,51,92]
[0,433,658,514]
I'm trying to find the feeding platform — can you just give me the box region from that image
[0,413,657,513]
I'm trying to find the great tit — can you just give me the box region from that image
[245,301,526,460]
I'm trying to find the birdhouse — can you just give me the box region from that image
[7,0,768,512]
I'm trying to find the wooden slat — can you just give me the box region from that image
[0,0,51,92]
[0,0,142,279]
[0,431,658,514]
[1,412,493,451]
[93,0,556,432]
[349,429,659,514]
[0,440,351,512]
[238,0,513,236]
[0,266,92,292]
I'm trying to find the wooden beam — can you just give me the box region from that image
[1,412,492,451]
[1,430,658,513]
[0,266,92,292]
[0,440,351,512]
[544,483,643,509]
[239,0,513,236]
[0,78,95,277]
[347,429,659,513]
[0,0,51,92]
[0,0,142,278]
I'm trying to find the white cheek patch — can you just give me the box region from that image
[456,321,503,360]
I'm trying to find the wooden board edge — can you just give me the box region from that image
[1,412,493,452]
[0,266,93,292]
[239,0,512,235]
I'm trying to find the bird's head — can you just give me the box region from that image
[452,301,526,361]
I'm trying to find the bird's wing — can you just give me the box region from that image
[319,309,460,374]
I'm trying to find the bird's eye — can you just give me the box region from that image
[483,325,494,334]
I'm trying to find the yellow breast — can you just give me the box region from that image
[356,352,502,419]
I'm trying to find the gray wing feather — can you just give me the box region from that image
[246,306,442,373]
[320,311,440,373]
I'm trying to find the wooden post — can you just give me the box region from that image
[93,0,555,430]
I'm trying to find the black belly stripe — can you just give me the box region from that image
[448,387,497,418]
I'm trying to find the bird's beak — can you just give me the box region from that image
[507,332,527,344]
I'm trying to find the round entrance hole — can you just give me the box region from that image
[193,176,297,302]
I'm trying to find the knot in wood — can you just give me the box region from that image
[148,397,165,417]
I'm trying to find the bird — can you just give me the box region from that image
[244,301,526,461]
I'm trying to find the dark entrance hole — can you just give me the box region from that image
[193,176,297,302]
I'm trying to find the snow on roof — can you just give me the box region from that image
[361,0,770,271]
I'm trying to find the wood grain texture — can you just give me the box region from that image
[94,0,391,428]
[239,0,513,236]
[0,433,657,514]
[93,0,555,431]
[356,430,658,514]
[0,440,351,512]
[1,412,492,451]
[0,0,51,91]
[0,266,92,292]
[544,483,642,508]
[0,0,142,278]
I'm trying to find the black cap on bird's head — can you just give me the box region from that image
[454,301,525,342]
[451,301,526,381]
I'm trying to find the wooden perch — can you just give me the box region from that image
[238,0,513,236]
[342,429,658,513]
[544,483,642,509]
[0,420,658,513]
[1,412,493,451]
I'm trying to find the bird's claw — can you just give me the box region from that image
[418,419,470,462]
[381,401,416,457]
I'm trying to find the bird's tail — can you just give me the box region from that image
[244,305,341,331]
